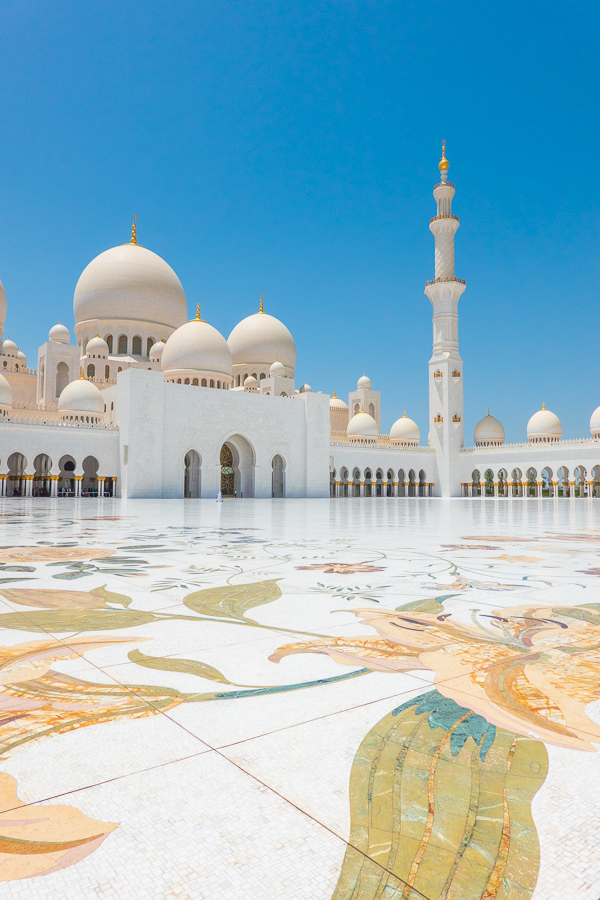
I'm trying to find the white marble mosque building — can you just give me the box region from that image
[0,148,599,500]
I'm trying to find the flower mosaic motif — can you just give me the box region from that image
[295,563,386,574]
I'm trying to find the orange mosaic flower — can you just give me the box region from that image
[271,601,600,751]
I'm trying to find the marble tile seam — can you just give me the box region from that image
[162,679,432,751]
[208,748,434,900]
[0,748,212,816]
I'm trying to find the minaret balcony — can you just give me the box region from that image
[429,213,459,224]
[425,276,466,287]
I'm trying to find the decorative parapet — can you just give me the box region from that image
[13,402,59,412]
[461,436,599,452]
[425,276,466,287]
[429,214,460,224]
[330,436,433,452]
[2,415,118,430]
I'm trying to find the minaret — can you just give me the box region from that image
[424,143,465,497]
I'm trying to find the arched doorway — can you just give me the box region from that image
[56,362,69,397]
[58,455,76,496]
[220,444,235,496]
[272,455,285,498]
[184,451,201,498]
[220,436,254,498]
[7,453,26,496]
[33,453,52,496]
[82,456,99,496]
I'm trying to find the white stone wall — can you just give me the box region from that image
[114,368,331,499]
[0,420,119,479]
[460,440,600,491]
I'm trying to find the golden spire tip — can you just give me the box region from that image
[80,367,85,379]
[487,408,490,416]
[542,401,546,410]
[333,389,337,398]
[259,292,264,314]
[403,410,406,417]
[438,140,449,172]
[131,214,138,245]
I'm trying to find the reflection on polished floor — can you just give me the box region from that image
[0,497,598,900]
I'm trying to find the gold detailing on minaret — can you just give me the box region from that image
[438,141,449,172]
[259,292,264,313]
[131,215,138,244]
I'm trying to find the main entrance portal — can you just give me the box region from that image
[220,444,234,496]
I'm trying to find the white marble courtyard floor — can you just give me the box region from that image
[0,497,598,899]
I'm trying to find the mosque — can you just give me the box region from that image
[0,147,599,500]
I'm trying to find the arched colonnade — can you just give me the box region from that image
[463,465,600,498]
[330,467,434,498]
[1,452,116,497]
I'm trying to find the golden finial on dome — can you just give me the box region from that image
[80,367,85,379]
[131,215,138,245]
[333,389,337,398]
[259,292,264,314]
[191,303,205,322]
[438,140,449,172]
[487,408,491,416]
[542,401,546,410]
[361,404,364,413]
[403,410,406,417]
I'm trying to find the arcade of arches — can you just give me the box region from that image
[463,466,600,498]
[330,467,434,498]
[2,452,116,497]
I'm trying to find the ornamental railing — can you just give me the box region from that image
[461,436,599,452]
[429,214,459,224]
[425,276,466,287]
[2,415,118,430]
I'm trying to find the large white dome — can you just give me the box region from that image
[0,372,12,409]
[227,311,296,371]
[390,412,420,444]
[162,315,233,380]
[58,377,104,417]
[527,404,561,442]
[74,243,188,331]
[347,411,378,440]
[474,411,505,446]
[591,406,600,437]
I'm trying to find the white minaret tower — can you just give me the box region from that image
[424,143,465,497]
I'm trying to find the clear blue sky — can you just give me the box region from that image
[1,1,598,441]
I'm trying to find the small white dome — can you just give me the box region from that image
[347,411,378,439]
[0,372,12,409]
[299,383,312,393]
[390,412,420,444]
[474,411,505,446]
[162,314,232,379]
[330,392,348,411]
[85,335,109,358]
[149,339,166,362]
[228,310,296,371]
[16,350,27,366]
[1,338,18,358]
[74,243,187,331]
[357,374,372,390]
[591,406,600,437]
[244,375,258,389]
[527,404,561,442]
[49,321,71,343]
[269,359,286,377]
[58,376,104,416]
